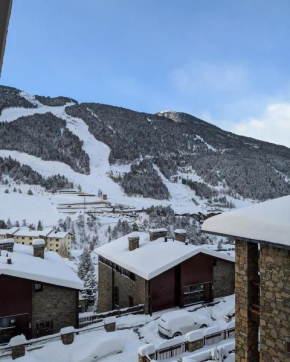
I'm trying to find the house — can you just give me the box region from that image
[0,238,83,344]
[0,228,72,257]
[0,0,12,75]
[95,228,235,314]
[202,195,290,362]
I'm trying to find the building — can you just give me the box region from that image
[0,227,72,257]
[0,0,12,75]
[95,229,235,314]
[202,195,290,362]
[0,238,83,344]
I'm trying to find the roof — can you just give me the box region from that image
[14,228,53,237]
[0,0,12,76]
[0,227,19,236]
[202,195,290,249]
[47,230,70,238]
[0,243,83,290]
[94,232,234,280]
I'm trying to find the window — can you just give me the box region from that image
[56,239,59,241]
[34,283,43,292]
[114,286,119,307]
[56,244,58,247]
[30,243,32,245]
[22,237,24,240]
[129,296,133,308]
[29,237,32,240]
[22,242,24,245]
[56,249,58,252]
[183,283,205,306]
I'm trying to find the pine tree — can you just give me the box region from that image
[6,218,12,229]
[37,220,43,231]
[82,264,97,303]
[77,247,92,280]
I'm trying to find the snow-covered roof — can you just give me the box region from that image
[0,238,14,245]
[47,230,70,238]
[149,228,167,233]
[94,232,234,280]
[14,228,53,237]
[0,244,83,290]
[174,229,187,234]
[32,239,45,246]
[202,195,290,248]
[0,227,19,236]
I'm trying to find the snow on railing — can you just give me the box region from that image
[78,304,145,328]
[138,319,235,362]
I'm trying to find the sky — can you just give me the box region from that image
[1,0,290,147]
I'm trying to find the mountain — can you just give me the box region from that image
[0,84,289,222]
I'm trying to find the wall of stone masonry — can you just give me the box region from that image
[98,261,149,313]
[213,259,235,298]
[259,244,290,362]
[32,284,77,338]
[235,240,259,362]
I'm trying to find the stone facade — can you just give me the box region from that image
[32,284,77,338]
[235,240,259,362]
[187,338,204,352]
[98,261,149,313]
[213,259,235,299]
[259,244,290,362]
[12,345,25,360]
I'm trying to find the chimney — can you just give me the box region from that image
[174,229,187,243]
[128,234,140,251]
[0,238,14,253]
[32,239,46,259]
[149,228,167,241]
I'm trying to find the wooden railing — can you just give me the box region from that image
[79,304,144,328]
[155,342,186,361]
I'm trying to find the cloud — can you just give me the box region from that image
[231,102,290,148]
[171,61,249,94]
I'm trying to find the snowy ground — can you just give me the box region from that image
[1,296,233,362]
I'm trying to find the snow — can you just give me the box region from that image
[104,316,116,325]
[9,334,26,347]
[71,332,123,362]
[202,195,290,248]
[60,327,75,334]
[138,343,155,357]
[186,329,204,342]
[14,228,53,237]
[0,227,19,236]
[95,232,234,280]
[0,238,14,245]
[32,239,45,246]
[174,229,187,234]
[149,228,167,233]
[0,243,83,290]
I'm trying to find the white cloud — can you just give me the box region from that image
[171,62,249,94]
[231,102,290,148]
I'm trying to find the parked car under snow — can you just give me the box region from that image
[158,310,210,338]
[211,295,235,321]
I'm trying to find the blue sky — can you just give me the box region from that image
[1,0,290,146]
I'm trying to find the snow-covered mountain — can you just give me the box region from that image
[0,84,289,225]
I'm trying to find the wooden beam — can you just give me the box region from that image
[0,0,13,76]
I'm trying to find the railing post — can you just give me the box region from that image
[10,335,26,360]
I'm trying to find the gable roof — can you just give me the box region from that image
[94,232,234,280]
[0,227,19,236]
[202,195,290,249]
[0,242,83,290]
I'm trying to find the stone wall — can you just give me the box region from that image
[32,284,77,338]
[213,259,235,299]
[259,244,290,362]
[98,261,149,313]
[235,240,259,362]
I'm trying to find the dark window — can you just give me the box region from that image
[114,286,119,307]
[183,283,205,306]
[29,237,32,240]
[34,283,43,292]
[129,296,133,307]
[56,244,58,247]
[22,237,24,240]
[213,259,217,266]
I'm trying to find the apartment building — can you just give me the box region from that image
[202,195,290,362]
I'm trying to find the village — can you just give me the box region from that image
[0,195,289,362]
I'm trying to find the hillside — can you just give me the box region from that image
[0,84,289,226]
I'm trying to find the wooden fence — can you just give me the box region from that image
[78,304,144,328]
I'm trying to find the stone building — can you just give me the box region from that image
[0,227,72,257]
[0,238,83,344]
[202,195,290,362]
[95,229,235,314]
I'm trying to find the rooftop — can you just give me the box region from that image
[0,227,19,236]
[94,232,234,280]
[0,243,83,290]
[202,195,290,249]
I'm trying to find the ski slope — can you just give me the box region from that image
[0,92,253,224]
